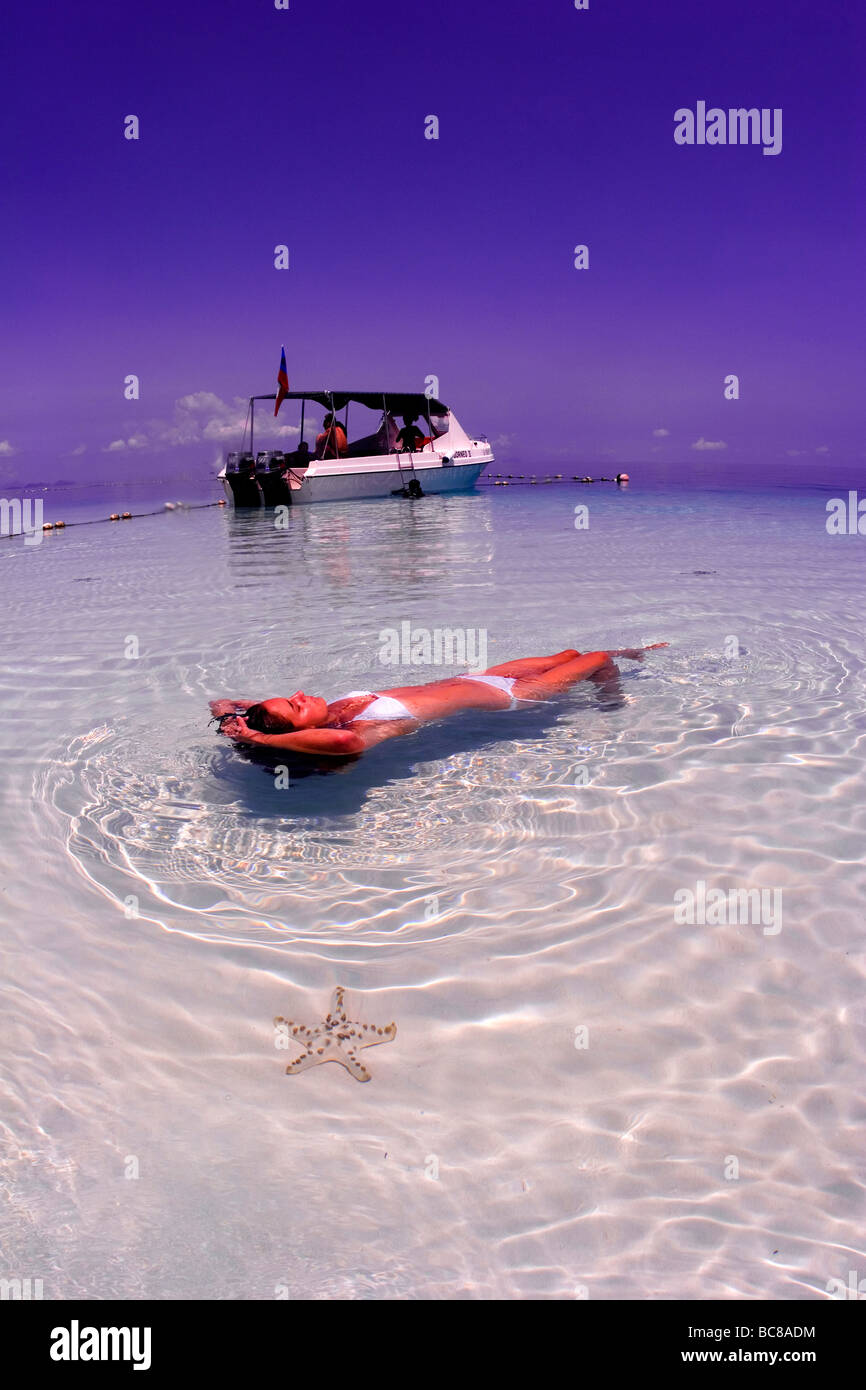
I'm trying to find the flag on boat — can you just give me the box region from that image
[274,345,289,417]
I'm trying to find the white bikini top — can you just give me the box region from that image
[340,691,414,721]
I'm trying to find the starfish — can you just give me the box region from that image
[275,986,396,1083]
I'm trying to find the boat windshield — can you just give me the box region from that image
[281,399,448,462]
[245,391,450,462]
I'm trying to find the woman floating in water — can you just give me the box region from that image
[211,645,667,759]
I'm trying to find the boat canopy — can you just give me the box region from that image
[252,390,448,416]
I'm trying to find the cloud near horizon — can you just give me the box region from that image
[103,434,148,452]
[691,437,728,452]
[99,392,305,454]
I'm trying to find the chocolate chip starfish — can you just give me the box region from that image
[275,986,396,1082]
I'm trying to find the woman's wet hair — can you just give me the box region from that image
[245,701,295,733]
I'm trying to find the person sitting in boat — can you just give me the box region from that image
[315,413,348,459]
[375,411,400,455]
[210,643,667,758]
[288,441,311,468]
[397,415,425,453]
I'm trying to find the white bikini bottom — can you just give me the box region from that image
[342,674,546,722]
[460,673,521,708]
[461,674,554,707]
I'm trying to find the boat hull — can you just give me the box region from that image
[294,457,486,504]
[220,455,489,506]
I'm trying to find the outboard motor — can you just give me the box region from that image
[225,451,262,507]
[255,451,292,507]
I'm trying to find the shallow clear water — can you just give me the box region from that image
[2,478,864,1299]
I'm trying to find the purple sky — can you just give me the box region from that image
[2,0,864,481]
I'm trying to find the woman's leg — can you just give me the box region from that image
[511,651,611,698]
[482,649,579,677]
[511,643,667,699]
[608,643,668,661]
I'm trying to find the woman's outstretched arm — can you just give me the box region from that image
[209,699,258,718]
[218,716,365,757]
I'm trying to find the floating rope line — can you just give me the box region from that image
[1,477,634,541]
[0,498,226,542]
[480,475,627,485]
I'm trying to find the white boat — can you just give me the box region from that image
[218,390,493,506]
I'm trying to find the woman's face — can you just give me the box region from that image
[264,693,329,729]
